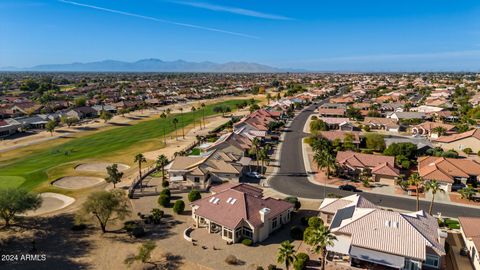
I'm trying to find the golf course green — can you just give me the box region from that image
[0,99,248,190]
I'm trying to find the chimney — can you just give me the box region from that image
[259,208,271,223]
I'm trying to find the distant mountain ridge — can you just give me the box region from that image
[1,59,301,73]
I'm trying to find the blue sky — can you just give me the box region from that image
[1,0,480,71]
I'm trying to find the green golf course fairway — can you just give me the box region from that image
[0,99,248,191]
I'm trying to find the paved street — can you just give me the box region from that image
[269,103,480,218]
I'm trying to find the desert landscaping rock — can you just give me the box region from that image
[26,193,75,216]
[75,162,130,173]
[52,176,105,190]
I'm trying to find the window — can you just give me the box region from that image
[194,177,200,183]
[223,228,233,239]
[326,214,333,224]
[243,227,253,239]
[424,255,439,268]
[272,218,278,230]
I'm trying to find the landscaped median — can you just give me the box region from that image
[0,99,252,191]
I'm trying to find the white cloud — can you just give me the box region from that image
[58,0,258,39]
[170,1,292,20]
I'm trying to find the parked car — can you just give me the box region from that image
[339,184,359,192]
[451,183,466,192]
[246,171,262,179]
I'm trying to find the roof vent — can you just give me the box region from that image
[213,198,220,204]
[230,199,237,205]
[209,197,216,203]
[226,197,232,203]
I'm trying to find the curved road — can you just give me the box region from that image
[269,103,480,218]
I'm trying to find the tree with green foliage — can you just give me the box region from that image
[100,110,113,123]
[342,133,356,151]
[134,153,147,178]
[303,222,336,270]
[277,240,296,270]
[0,189,42,227]
[124,240,157,266]
[424,180,445,215]
[173,200,185,214]
[74,96,87,107]
[188,189,201,202]
[249,104,260,113]
[156,154,169,186]
[459,185,477,201]
[61,116,79,127]
[310,119,328,133]
[432,126,447,137]
[80,189,129,233]
[45,119,57,136]
[408,173,424,211]
[172,118,179,140]
[365,133,385,152]
[105,163,124,188]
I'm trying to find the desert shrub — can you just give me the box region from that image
[161,180,170,188]
[463,148,473,155]
[160,188,171,197]
[188,189,202,202]
[256,267,265,270]
[267,265,277,270]
[124,220,137,232]
[158,194,170,207]
[150,208,164,224]
[294,252,310,270]
[225,255,240,265]
[173,200,185,214]
[290,226,304,240]
[242,238,253,246]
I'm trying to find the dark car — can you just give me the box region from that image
[451,183,466,192]
[339,184,359,192]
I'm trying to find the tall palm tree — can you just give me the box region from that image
[250,138,261,171]
[277,240,295,270]
[201,103,206,129]
[266,93,272,105]
[134,153,147,178]
[160,112,167,145]
[408,173,424,211]
[191,106,196,128]
[424,180,445,215]
[179,107,185,139]
[304,224,336,270]
[166,108,171,115]
[258,148,268,175]
[432,126,447,137]
[156,155,169,186]
[172,118,179,141]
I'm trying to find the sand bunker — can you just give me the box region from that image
[52,176,104,190]
[25,193,75,216]
[75,162,130,173]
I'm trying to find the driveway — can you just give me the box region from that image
[268,102,480,218]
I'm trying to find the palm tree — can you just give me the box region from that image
[432,126,447,137]
[408,173,424,211]
[459,185,477,201]
[250,138,261,171]
[201,103,206,129]
[277,240,295,270]
[166,108,171,115]
[258,148,268,175]
[179,107,185,139]
[191,106,196,128]
[160,112,167,145]
[156,155,169,186]
[424,180,445,215]
[304,224,336,270]
[266,93,272,105]
[172,118,179,141]
[134,153,147,178]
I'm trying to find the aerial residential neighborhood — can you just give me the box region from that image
[2,1,480,270]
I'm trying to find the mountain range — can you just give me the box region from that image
[0,59,301,73]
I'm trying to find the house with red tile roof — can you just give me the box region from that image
[418,156,480,192]
[411,122,456,139]
[317,108,346,117]
[319,195,446,269]
[336,151,400,184]
[434,129,480,153]
[458,217,480,270]
[191,183,293,243]
[319,131,361,147]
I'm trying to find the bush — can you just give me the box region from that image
[242,238,253,246]
[290,226,304,240]
[256,267,265,270]
[160,188,171,197]
[158,194,170,207]
[283,197,301,210]
[124,220,137,232]
[150,208,164,224]
[161,180,170,188]
[188,189,202,202]
[478,150,480,157]
[267,264,277,270]
[463,148,473,155]
[294,252,310,270]
[225,255,240,265]
[173,200,185,214]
